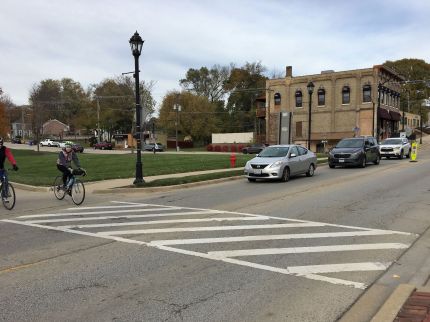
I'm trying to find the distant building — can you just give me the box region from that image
[42,119,69,138]
[262,65,421,151]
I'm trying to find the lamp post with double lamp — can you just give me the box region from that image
[129,31,144,184]
[173,103,181,152]
[307,81,315,150]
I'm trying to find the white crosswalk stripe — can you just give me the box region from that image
[2,201,417,290]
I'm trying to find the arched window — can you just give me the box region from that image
[363,85,371,103]
[274,93,281,105]
[317,88,325,106]
[295,90,302,108]
[342,86,350,104]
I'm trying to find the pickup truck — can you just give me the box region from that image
[39,139,59,147]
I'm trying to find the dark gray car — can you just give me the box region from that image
[328,137,380,168]
[244,145,317,182]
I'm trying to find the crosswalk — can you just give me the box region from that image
[2,201,417,289]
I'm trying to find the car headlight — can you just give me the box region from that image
[393,147,401,151]
[269,161,283,168]
[245,161,251,169]
[350,151,361,157]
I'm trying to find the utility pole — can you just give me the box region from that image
[96,96,101,142]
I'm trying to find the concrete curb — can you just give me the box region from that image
[370,284,416,322]
[91,175,244,194]
[10,182,50,192]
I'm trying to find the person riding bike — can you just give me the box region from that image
[57,141,83,193]
[0,137,19,202]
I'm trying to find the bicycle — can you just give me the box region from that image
[53,168,87,205]
[0,169,16,210]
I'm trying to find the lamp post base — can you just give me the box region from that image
[133,178,145,185]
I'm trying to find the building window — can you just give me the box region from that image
[295,90,302,107]
[342,86,350,104]
[274,93,281,105]
[363,85,371,103]
[296,121,302,137]
[317,88,325,106]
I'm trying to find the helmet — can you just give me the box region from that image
[64,141,73,148]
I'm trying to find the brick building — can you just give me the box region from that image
[261,65,421,152]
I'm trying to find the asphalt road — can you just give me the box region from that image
[1,148,429,322]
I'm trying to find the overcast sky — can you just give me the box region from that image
[1,0,429,108]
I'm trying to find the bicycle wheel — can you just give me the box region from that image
[2,183,16,210]
[53,175,66,200]
[71,179,85,205]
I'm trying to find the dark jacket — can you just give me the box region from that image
[57,150,80,168]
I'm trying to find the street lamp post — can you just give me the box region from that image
[129,31,144,184]
[307,81,314,150]
[377,83,382,141]
[173,103,181,152]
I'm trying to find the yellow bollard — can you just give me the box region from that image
[410,141,418,162]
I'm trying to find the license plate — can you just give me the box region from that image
[253,169,262,174]
[339,159,345,163]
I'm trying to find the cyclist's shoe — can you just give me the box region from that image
[2,197,9,203]
[67,188,72,196]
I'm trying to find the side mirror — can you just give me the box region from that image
[290,153,297,158]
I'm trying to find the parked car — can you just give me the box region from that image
[244,144,317,182]
[143,143,164,152]
[379,137,410,159]
[242,143,267,154]
[11,137,22,144]
[39,138,59,147]
[328,136,380,168]
[93,141,113,150]
[58,141,75,149]
[72,144,84,153]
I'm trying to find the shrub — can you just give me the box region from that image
[214,145,221,152]
[222,145,229,152]
[230,145,237,152]
[238,144,245,151]
[206,144,213,151]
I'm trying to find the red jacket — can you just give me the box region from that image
[0,146,17,170]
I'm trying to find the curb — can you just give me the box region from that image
[370,284,416,322]
[91,175,244,194]
[10,182,50,192]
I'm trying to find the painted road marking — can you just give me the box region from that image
[2,201,416,290]
[96,222,323,236]
[58,216,270,229]
[206,243,409,259]
[148,230,401,246]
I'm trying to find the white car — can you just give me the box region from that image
[39,139,59,147]
[379,138,411,159]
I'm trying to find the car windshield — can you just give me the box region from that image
[336,139,364,148]
[258,146,289,157]
[381,139,402,145]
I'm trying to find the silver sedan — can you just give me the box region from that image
[244,144,317,182]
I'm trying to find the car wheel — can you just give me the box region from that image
[101,147,105,150]
[329,163,335,169]
[281,167,290,182]
[306,164,315,177]
[48,144,51,147]
[243,150,248,154]
[247,178,256,182]
[360,156,367,168]
[373,155,380,165]
[398,150,403,159]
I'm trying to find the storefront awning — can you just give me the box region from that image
[378,108,391,120]
[390,111,401,121]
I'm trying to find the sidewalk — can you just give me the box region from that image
[340,134,430,322]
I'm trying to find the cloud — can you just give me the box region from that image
[0,0,429,106]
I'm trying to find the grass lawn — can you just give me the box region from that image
[8,149,254,186]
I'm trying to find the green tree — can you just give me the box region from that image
[180,65,230,103]
[384,59,430,123]
[158,91,217,144]
[91,76,156,140]
[223,62,267,132]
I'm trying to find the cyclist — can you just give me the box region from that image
[0,137,19,202]
[57,141,82,193]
